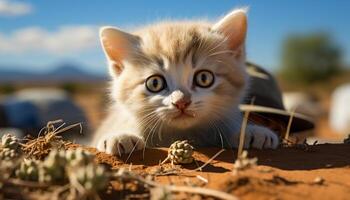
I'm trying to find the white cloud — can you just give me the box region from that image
[0,26,100,54]
[0,0,32,16]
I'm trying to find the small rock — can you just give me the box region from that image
[313,177,325,185]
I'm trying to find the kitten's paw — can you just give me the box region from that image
[244,125,279,149]
[96,134,145,156]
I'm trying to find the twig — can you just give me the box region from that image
[196,175,208,184]
[167,185,237,200]
[3,178,50,188]
[125,139,140,164]
[194,149,225,171]
[238,98,256,158]
[284,107,296,141]
[52,184,70,200]
[238,110,250,158]
[113,169,238,200]
[53,122,82,136]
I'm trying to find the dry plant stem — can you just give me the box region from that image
[21,121,81,159]
[160,156,170,165]
[194,149,225,171]
[238,110,250,158]
[53,123,82,136]
[125,139,140,164]
[52,184,70,200]
[113,171,238,200]
[3,178,49,188]
[68,174,86,195]
[284,107,296,141]
[196,175,208,184]
[38,119,64,137]
[167,185,237,200]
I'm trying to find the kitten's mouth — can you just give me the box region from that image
[173,110,196,119]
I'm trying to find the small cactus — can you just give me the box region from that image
[1,134,19,150]
[0,148,20,160]
[164,140,194,165]
[233,150,257,171]
[39,149,67,183]
[16,159,40,181]
[66,148,93,167]
[74,163,108,192]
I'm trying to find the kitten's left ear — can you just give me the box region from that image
[100,26,140,75]
[212,8,248,51]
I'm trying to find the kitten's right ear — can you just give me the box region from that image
[100,26,140,74]
[212,8,248,51]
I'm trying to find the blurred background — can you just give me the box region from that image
[0,0,349,144]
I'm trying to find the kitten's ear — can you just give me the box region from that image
[212,8,247,51]
[100,26,139,74]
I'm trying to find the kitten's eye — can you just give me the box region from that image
[194,70,214,88]
[145,75,167,93]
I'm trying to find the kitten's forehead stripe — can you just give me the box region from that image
[150,55,164,69]
[135,22,226,69]
[182,29,202,67]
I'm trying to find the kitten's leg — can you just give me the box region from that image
[229,110,280,149]
[96,133,145,156]
[93,112,145,156]
[231,124,279,149]
[245,124,279,149]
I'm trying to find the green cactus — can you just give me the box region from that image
[39,149,67,183]
[75,163,108,192]
[167,140,194,164]
[0,148,20,160]
[1,134,19,150]
[16,159,40,181]
[66,148,94,167]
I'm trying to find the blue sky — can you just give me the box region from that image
[0,0,349,74]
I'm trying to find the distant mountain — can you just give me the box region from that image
[0,64,107,83]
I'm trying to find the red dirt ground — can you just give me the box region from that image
[76,143,350,200]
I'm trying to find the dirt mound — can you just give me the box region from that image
[2,127,350,200]
[71,143,350,200]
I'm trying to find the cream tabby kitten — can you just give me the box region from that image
[93,9,279,156]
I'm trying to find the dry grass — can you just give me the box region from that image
[21,120,81,159]
[238,107,250,158]
[284,107,296,141]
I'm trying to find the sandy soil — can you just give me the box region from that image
[72,143,350,200]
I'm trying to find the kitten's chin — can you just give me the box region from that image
[165,114,199,129]
[167,120,196,129]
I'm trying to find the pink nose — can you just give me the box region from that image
[172,99,191,110]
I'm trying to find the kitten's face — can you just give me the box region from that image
[101,9,248,130]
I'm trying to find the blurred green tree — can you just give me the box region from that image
[279,33,343,84]
[60,83,78,94]
[0,84,15,94]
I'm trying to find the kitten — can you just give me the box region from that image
[93,9,279,156]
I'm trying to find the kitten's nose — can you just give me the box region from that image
[173,99,192,110]
[171,90,192,111]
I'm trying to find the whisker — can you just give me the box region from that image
[208,50,234,57]
[142,117,162,160]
